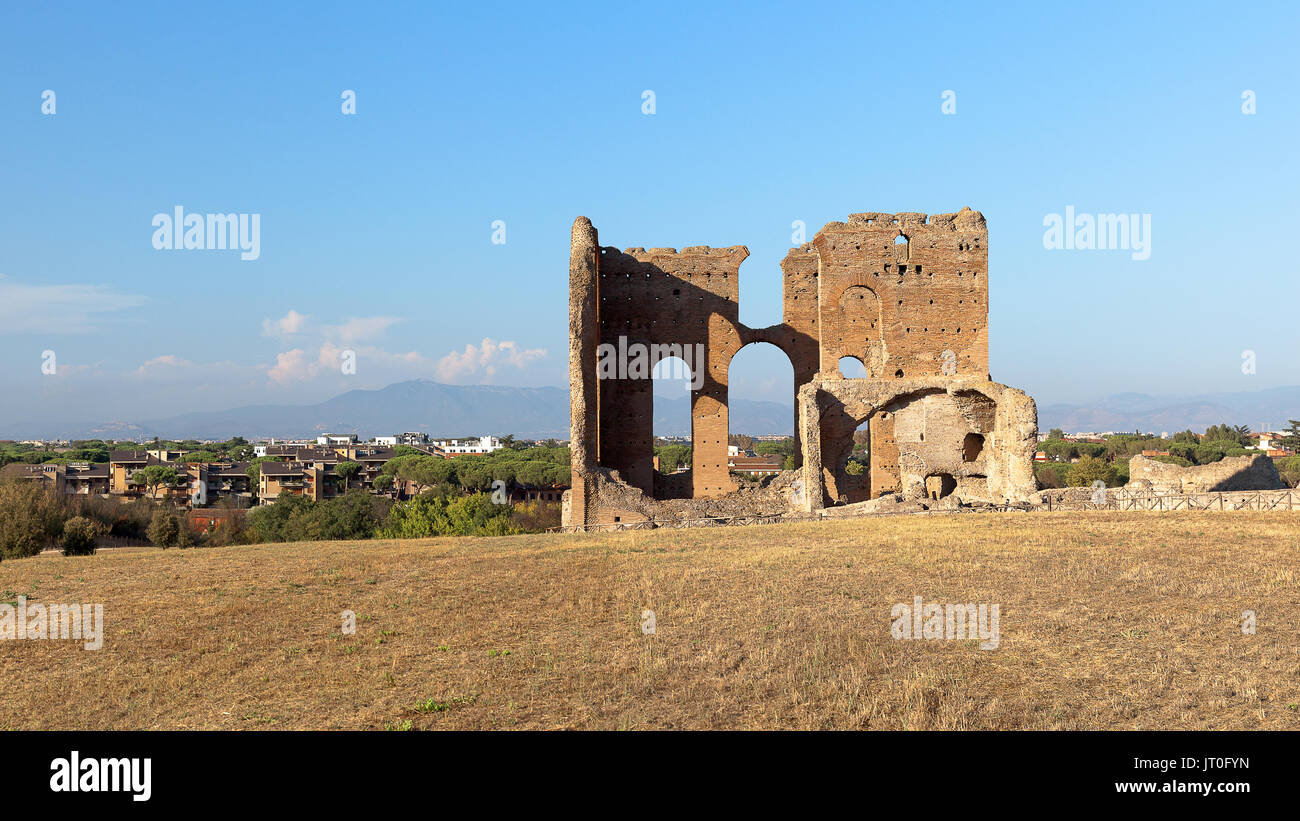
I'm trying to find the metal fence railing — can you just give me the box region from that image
[1035,489,1299,513]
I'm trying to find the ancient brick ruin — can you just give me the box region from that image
[563,210,1039,529]
[1127,453,1286,494]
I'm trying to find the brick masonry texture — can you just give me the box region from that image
[564,210,1039,529]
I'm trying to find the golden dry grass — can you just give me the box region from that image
[2,511,1298,730]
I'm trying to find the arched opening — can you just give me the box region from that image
[839,356,867,378]
[925,473,956,499]
[816,398,872,506]
[651,356,693,436]
[963,433,984,462]
[842,417,871,502]
[835,286,881,375]
[727,341,796,483]
[894,233,910,262]
[652,356,694,498]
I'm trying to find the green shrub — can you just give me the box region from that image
[653,444,692,475]
[1276,455,1300,489]
[1064,455,1119,488]
[147,508,181,548]
[60,516,101,556]
[204,507,250,547]
[378,492,517,538]
[1033,461,1067,489]
[0,481,64,559]
[508,500,561,532]
[245,491,386,543]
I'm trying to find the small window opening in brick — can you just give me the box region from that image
[838,356,867,378]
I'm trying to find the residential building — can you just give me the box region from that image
[254,438,312,457]
[0,462,109,495]
[9,433,566,511]
[431,436,504,456]
[728,454,784,476]
[258,461,308,502]
[1250,432,1287,451]
[109,450,156,496]
[257,461,346,504]
[512,484,570,503]
[316,433,358,446]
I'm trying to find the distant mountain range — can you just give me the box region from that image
[4,380,1297,441]
[1037,386,1300,434]
[654,396,793,437]
[1,380,795,441]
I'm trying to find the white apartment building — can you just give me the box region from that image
[316,433,359,446]
[431,435,504,455]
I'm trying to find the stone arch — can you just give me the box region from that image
[826,285,884,376]
[651,354,696,499]
[731,322,815,470]
[893,232,910,261]
[838,356,867,378]
[726,340,797,483]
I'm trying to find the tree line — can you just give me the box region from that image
[0,436,258,468]
[1035,422,1300,489]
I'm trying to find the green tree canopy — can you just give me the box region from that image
[133,465,182,500]
[335,461,363,490]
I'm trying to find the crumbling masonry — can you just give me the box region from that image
[563,210,1039,529]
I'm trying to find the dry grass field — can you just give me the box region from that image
[2,510,1298,730]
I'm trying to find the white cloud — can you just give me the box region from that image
[265,342,429,386]
[259,312,412,385]
[0,274,146,334]
[435,337,547,383]
[135,354,194,376]
[261,309,309,337]
[329,316,402,343]
[261,311,399,345]
[266,344,347,385]
[133,354,257,384]
[267,348,311,384]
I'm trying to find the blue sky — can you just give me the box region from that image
[1,0,1297,430]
